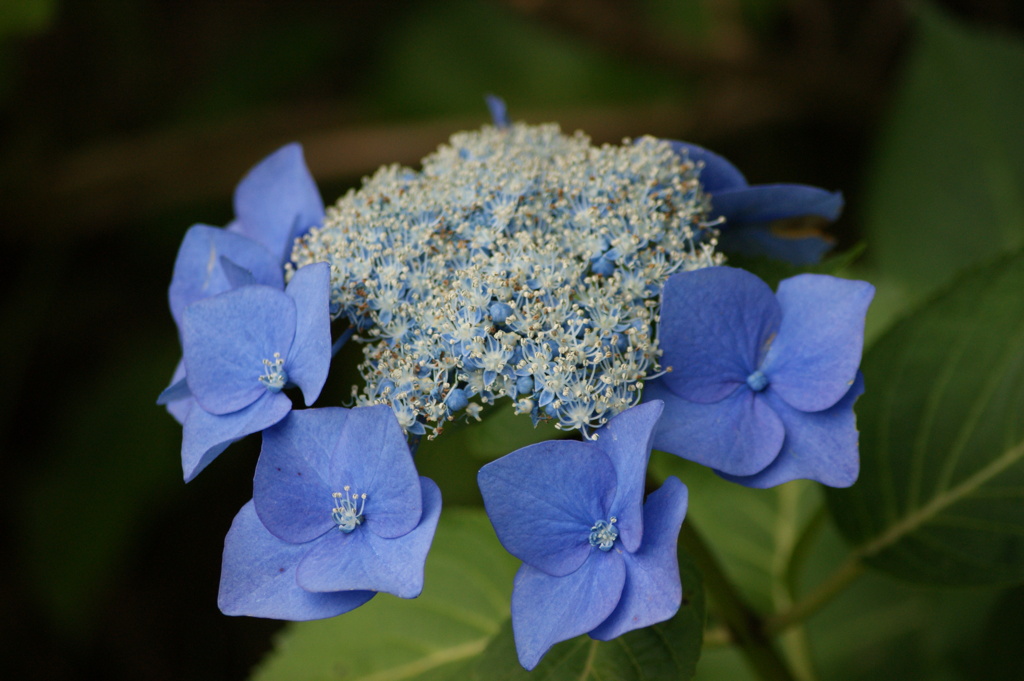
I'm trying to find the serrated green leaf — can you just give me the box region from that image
[252,509,519,681]
[468,544,705,681]
[826,250,1024,584]
[864,4,1024,299]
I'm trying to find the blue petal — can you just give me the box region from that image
[295,477,441,597]
[218,501,375,620]
[712,184,843,224]
[717,224,835,266]
[479,440,615,577]
[181,391,292,482]
[594,401,664,553]
[232,143,325,265]
[219,256,257,289]
[666,140,748,193]
[329,405,423,540]
[160,360,192,425]
[168,224,282,327]
[254,409,347,544]
[283,262,332,406]
[182,285,297,415]
[511,551,625,670]
[590,476,688,640]
[645,377,784,477]
[658,267,780,403]
[721,373,864,488]
[156,376,190,405]
[761,274,874,412]
[486,94,510,129]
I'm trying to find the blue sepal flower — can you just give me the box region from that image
[218,500,376,620]
[669,140,843,265]
[217,405,441,618]
[645,266,873,487]
[163,143,326,423]
[229,143,325,266]
[477,401,689,670]
[176,262,332,481]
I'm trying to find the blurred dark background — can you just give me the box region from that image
[1,1,1022,679]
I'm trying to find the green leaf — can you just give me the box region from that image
[252,509,519,681]
[826,250,1024,584]
[650,456,821,679]
[650,455,820,617]
[468,544,705,681]
[864,4,1024,299]
[795,523,1004,681]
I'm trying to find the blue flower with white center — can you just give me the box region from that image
[167,262,332,481]
[643,266,874,487]
[477,401,689,670]
[668,140,843,265]
[217,405,441,620]
[163,143,326,423]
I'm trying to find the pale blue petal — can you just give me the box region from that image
[168,224,282,327]
[182,286,296,415]
[295,478,441,597]
[712,184,843,224]
[761,274,874,412]
[645,377,784,477]
[594,401,664,553]
[658,267,780,403]
[219,256,257,289]
[161,360,191,425]
[590,477,688,640]
[666,140,747,193]
[156,376,190,405]
[511,551,625,671]
[329,405,423,540]
[232,143,324,265]
[283,262,332,406]
[721,373,864,488]
[479,440,615,577]
[181,391,292,482]
[218,501,374,620]
[254,409,348,544]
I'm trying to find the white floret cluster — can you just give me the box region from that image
[290,122,721,437]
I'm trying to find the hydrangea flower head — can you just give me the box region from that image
[644,266,874,487]
[174,261,332,481]
[477,401,689,669]
[291,123,721,438]
[218,405,441,619]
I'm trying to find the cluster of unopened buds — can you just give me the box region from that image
[160,100,872,669]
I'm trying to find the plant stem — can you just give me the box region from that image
[680,521,798,681]
[763,555,865,636]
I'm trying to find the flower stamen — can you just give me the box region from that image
[259,352,287,392]
[589,516,618,551]
[331,485,367,532]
